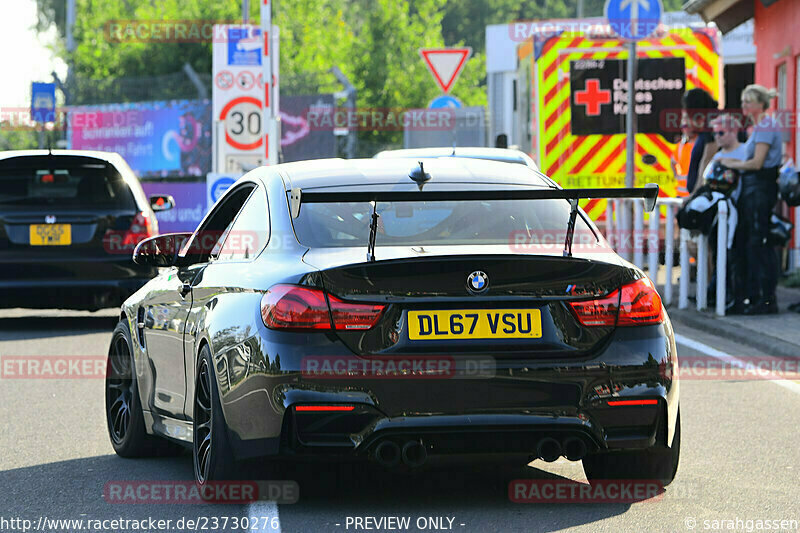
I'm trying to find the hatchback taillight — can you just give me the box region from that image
[260,285,385,331]
[569,277,663,327]
[104,211,158,254]
[123,211,157,246]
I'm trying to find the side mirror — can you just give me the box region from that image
[133,232,192,267]
[149,194,175,212]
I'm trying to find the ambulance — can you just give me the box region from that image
[515,26,722,221]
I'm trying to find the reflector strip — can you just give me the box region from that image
[607,399,658,406]
[295,405,355,412]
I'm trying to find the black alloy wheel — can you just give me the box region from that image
[105,320,184,458]
[193,356,214,484]
[106,332,135,445]
[192,346,236,486]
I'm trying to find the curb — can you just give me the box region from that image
[668,308,800,359]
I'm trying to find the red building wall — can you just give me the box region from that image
[754,0,800,160]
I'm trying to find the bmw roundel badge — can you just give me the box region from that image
[467,271,489,294]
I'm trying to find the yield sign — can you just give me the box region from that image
[419,48,472,94]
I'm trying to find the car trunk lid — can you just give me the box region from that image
[304,247,636,357]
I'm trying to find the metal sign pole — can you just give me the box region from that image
[260,1,273,165]
[625,40,636,189]
[621,40,637,258]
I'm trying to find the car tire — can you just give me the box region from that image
[193,345,237,486]
[582,408,681,487]
[105,320,184,458]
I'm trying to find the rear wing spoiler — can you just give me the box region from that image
[289,184,660,218]
[289,184,660,261]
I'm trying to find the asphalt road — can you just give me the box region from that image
[0,308,798,533]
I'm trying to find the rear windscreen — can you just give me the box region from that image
[291,196,597,248]
[0,160,136,209]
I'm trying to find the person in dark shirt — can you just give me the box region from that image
[682,89,719,196]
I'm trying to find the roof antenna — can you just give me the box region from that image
[408,161,431,191]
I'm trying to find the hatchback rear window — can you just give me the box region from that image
[290,194,596,248]
[0,158,136,209]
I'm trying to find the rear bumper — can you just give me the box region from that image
[216,319,679,461]
[0,276,155,310]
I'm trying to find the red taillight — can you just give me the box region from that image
[260,285,332,329]
[295,405,355,412]
[569,277,663,327]
[607,399,658,406]
[328,294,385,330]
[260,284,385,331]
[122,212,156,246]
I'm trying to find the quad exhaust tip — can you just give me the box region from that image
[373,439,428,468]
[563,437,588,461]
[537,437,562,462]
[401,440,428,468]
[374,440,401,467]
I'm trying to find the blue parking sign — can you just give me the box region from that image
[206,173,239,208]
[31,82,56,123]
[605,0,662,41]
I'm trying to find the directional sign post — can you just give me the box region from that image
[212,21,279,173]
[31,82,56,149]
[604,0,663,191]
[419,48,472,94]
[31,82,56,123]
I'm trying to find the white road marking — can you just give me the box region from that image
[247,501,281,532]
[674,333,800,395]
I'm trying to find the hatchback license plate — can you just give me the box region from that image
[408,309,542,340]
[29,224,72,245]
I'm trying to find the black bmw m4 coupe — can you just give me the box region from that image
[105,158,680,488]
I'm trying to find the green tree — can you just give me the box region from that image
[0,129,38,151]
[33,0,688,154]
[441,0,690,53]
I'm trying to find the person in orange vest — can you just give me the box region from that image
[671,120,696,196]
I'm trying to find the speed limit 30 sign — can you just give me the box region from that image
[219,96,263,150]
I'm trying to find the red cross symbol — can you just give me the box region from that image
[574,79,611,116]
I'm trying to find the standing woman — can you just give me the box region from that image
[718,84,783,314]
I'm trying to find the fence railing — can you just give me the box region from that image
[607,197,729,316]
[606,193,800,317]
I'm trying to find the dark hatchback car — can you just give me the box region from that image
[105,158,679,489]
[0,150,174,310]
